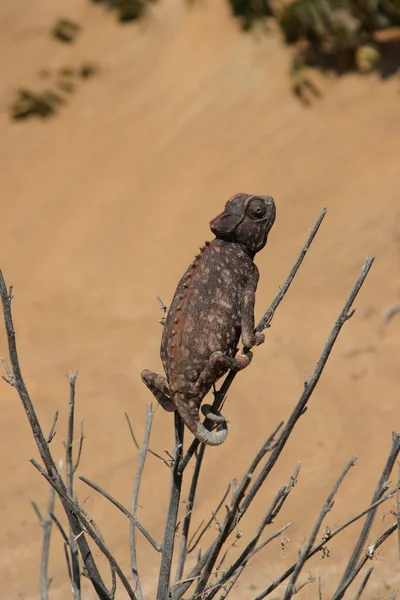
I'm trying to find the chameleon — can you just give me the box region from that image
[141,193,276,446]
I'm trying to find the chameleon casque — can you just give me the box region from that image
[141,193,276,446]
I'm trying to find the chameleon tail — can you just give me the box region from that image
[174,394,228,446]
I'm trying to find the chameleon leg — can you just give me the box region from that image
[140,370,175,412]
[192,349,253,394]
[173,349,253,446]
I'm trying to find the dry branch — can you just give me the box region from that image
[30,486,55,600]
[0,271,112,600]
[130,403,154,600]
[283,457,357,600]
[157,413,185,600]
[30,457,137,600]
[332,431,400,600]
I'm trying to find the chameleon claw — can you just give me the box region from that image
[234,350,253,370]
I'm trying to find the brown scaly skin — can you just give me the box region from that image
[141,193,276,446]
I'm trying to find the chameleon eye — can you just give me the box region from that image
[247,199,267,219]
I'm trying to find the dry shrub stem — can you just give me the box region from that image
[129,403,154,600]
[2,208,396,600]
[0,274,113,600]
[29,486,55,600]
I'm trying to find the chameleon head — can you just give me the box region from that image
[209,193,276,254]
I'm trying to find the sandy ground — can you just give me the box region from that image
[1,1,400,598]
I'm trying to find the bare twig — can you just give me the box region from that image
[176,444,206,583]
[0,270,112,600]
[79,476,160,551]
[332,431,400,600]
[240,258,374,518]
[192,460,259,597]
[256,206,327,333]
[188,484,232,553]
[74,419,84,473]
[317,572,323,600]
[46,411,59,444]
[335,524,397,597]
[157,413,185,600]
[126,411,170,467]
[397,461,400,559]
[256,485,400,598]
[250,522,292,560]
[283,457,357,600]
[353,567,374,600]
[30,458,137,600]
[30,486,56,600]
[179,208,327,472]
[50,512,77,592]
[206,465,300,600]
[207,487,289,600]
[65,370,81,600]
[125,412,140,449]
[130,403,154,600]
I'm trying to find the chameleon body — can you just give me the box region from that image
[141,193,276,445]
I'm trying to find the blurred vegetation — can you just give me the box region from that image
[90,0,157,22]
[228,0,400,78]
[8,0,400,120]
[52,18,81,43]
[227,0,273,30]
[10,64,98,121]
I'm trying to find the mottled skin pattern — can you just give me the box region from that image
[141,193,276,445]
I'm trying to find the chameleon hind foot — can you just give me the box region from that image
[141,370,175,412]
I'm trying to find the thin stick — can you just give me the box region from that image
[130,403,154,600]
[79,476,160,551]
[249,522,292,559]
[0,271,111,600]
[283,457,357,600]
[256,485,399,598]
[50,512,74,590]
[397,461,400,559]
[346,524,397,590]
[156,413,185,600]
[353,567,373,600]
[240,258,374,518]
[30,458,137,600]
[256,206,327,332]
[332,432,400,600]
[193,458,259,597]
[206,487,288,600]
[175,444,205,583]
[126,411,170,467]
[207,465,300,600]
[46,411,59,444]
[179,208,327,472]
[65,370,81,600]
[30,486,56,600]
[188,484,231,553]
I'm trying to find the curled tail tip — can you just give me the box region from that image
[175,397,228,446]
[195,422,228,446]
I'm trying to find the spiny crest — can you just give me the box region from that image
[170,240,212,362]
